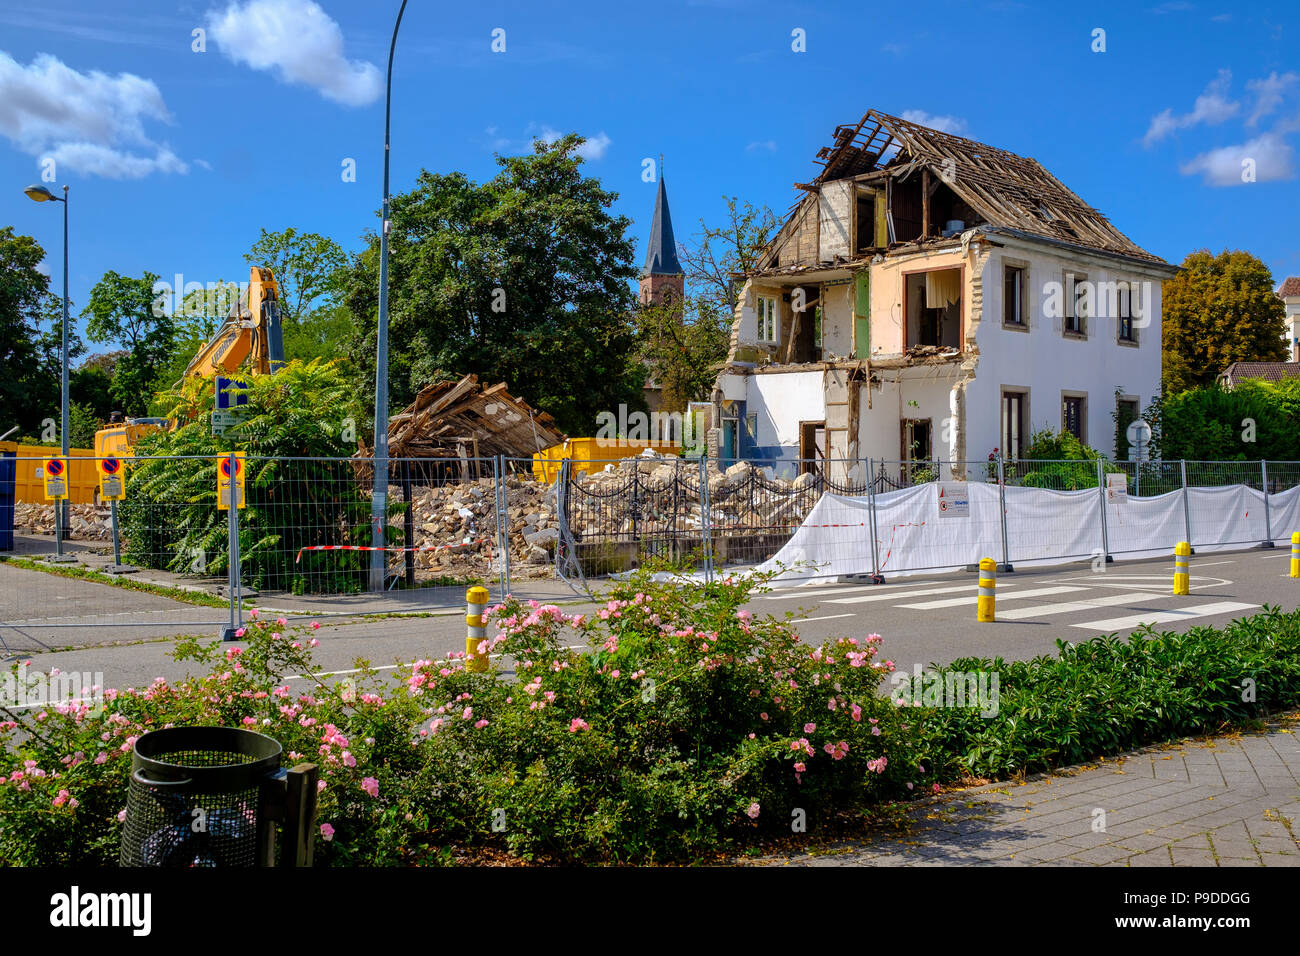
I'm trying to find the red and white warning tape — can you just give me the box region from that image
[295,537,495,564]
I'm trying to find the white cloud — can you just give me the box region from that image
[492,124,611,160]
[901,110,968,135]
[576,132,611,160]
[1246,71,1300,126]
[1143,69,1239,146]
[0,51,186,179]
[746,140,777,153]
[206,0,381,106]
[1179,133,1296,186]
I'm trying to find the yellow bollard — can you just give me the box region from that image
[1173,541,1190,595]
[1292,533,1300,578]
[465,585,490,672]
[977,557,996,622]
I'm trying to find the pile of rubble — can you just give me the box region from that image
[394,474,559,581]
[12,503,114,541]
[564,454,819,539]
[395,450,823,580]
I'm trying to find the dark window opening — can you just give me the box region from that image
[1063,395,1085,440]
[901,419,933,482]
[856,194,876,254]
[1066,275,1087,335]
[1004,266,1024,325]
[1118,285,1135,341]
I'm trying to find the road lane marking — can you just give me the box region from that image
[825,582,1022,606]
[896,585,1086,610]
[1071,601,1259,632]
[789,614,856,623]
[760,582,942,600]
[997,590,1177,621]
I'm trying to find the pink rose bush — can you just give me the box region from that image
[0,567,933,865]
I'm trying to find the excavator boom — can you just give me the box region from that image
[96,265,286,460]
[182,266,285,378]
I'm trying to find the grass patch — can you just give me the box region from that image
[0,555,229,609]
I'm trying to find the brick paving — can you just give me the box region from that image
[763,714,1300,867]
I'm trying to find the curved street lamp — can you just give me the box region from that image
[24,183,72,559]
[369,0,410,591]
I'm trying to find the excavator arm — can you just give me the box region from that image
[96,266,285,459]
[182,266,285,379]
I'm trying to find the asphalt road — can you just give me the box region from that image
[5,546,1299,699]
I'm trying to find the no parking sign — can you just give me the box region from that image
[42,457,68,501]
[98,455,125,501]
[217,452,246,510]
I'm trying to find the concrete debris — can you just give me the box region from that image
[12,503,113,541]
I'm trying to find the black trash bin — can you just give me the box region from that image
[120,726,318,868]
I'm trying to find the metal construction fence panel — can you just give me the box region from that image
[9,453,1300,643]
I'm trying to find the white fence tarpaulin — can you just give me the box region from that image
[758,478,1300,587]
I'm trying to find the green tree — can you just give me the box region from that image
[678,196,779,312]
[122,360,382,593]
[71,351,125,422]
[82,270,176,417]
[1149,382,1298,461]
[0,227,57,436]
[343,135,644,435]
[1161,249,1287,394]
[151,279,241,388]
[637,198,779,411]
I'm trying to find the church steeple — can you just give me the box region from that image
[639,169,685,306]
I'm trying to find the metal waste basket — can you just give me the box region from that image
[120,726,319,868]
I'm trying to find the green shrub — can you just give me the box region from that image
[914,607,1300,780]
[118,359,399,593]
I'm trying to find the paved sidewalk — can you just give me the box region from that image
[765,714,1300,866]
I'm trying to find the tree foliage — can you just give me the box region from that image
[1147,381,1300,461]
[343,135,644,435]
[1161,249,1286,395]
[0,227,61,437]
[121,359,386,593]
[82,270,176,417]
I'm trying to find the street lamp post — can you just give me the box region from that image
[24,183,71,559]
[369,0,410,592]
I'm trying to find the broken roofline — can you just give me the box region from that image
[772,107,1169,267]
[742,224,1179,282]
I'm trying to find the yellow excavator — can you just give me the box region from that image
[95,266,286,457]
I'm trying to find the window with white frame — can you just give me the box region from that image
[756,295,779,343]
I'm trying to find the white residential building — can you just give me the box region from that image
[712,110,1179,482]
[1280,276,1300,362]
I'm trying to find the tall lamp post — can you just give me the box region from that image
[370,0,410,591]
[24,183,71,559]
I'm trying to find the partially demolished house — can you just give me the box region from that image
[713,110,1179,480]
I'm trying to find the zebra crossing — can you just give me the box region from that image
[758,574,1258,634]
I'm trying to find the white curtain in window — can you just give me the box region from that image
[925,269,961,308]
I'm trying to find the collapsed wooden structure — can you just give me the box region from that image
[357,374,564,481]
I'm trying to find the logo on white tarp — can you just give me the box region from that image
[936,481,969,518]
[1106,472,1128,503]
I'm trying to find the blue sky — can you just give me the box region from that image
[2,0,1298,351]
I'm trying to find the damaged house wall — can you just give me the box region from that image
[714,108,1179,471]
